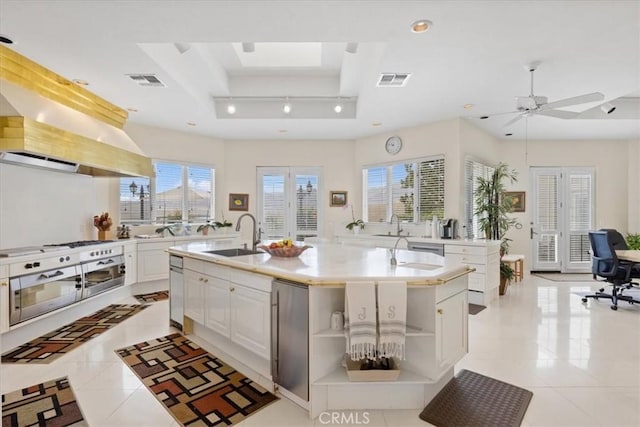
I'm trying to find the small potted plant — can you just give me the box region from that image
[197,221,216,236]
[499,261,515,295]
[213,212,233,232]
[625,233,640,250]
[345,205,365,234]
[155,224,176,237]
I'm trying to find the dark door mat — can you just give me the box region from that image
[419,369,533,427]
[468,303,486,315]
[2,376,88,426]
[133,290,169,303]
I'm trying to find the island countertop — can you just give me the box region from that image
[168,241,473,286]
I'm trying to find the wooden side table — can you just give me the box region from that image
[501,254,524,282]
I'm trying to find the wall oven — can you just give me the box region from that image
[10,265,82,325]
[81,255,125,299]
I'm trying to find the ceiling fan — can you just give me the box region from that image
[479,62,604,127]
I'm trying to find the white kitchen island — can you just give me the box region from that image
[168,241,473,419]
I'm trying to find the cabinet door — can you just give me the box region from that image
[124,251,138,286]
[137,249,170,282]
[230,284,271,359]
[204,278,231,337]
[184,270,204,323]
[436,291,468,371]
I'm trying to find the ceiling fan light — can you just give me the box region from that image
[226,103,236,115]
[600,102,616,114]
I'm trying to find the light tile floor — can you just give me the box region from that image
[1,275,639,426]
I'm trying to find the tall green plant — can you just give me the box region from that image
[474,163,518,241]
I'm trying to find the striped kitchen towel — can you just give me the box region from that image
[377,281,407,360]
[344,281,377,361]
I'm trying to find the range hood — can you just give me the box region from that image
[0,46,153,177]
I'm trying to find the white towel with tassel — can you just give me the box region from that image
[344,281,377,361]
[376,281,407,360]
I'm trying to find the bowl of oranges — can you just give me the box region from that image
[258,239,312,257]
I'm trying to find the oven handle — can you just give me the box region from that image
[38,270,64,280]
[97,259,115,265]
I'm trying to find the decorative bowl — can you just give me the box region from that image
[258,244,312,258]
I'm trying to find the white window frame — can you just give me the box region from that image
[463,156,495,239]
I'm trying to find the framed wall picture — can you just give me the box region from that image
[229,193,249,211]
[503,191,525,212]
[330,191,347,207]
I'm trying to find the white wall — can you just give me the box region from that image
[0,163,107,247]
[628,139,640,233]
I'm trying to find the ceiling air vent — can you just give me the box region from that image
[127,74,167,87]
[377,73,411,87]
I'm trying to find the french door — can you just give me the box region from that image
[257,167,321,242]
[530,167,594,272]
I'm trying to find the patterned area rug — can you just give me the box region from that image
[420,369,533,427]
[2,376,88,426]
[116,333,278,426]
[133,290,169,303]
[2,304,148,364]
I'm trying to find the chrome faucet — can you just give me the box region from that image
[389,214,403,236]
[235,213,260,251]
[390,236,410,266]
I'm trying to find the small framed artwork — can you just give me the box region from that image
[503,191,525,212]
[330,191,348,207]
[229,193,249,211]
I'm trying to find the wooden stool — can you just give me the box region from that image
[501,254,524,282]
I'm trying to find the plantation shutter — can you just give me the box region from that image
[364,166,388,222]
[155,162,183,224]
[119,177,151,223]
[568,172,592,263]
[463,159,494,239]
[418,158,445,221]
[261,173,287,240]
[186,166,214,223]
[536,174,559,264]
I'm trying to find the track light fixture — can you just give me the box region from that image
[600,102,616,114]
[226,103,236,115]
[334,103,343,113]
[283,100,292,114]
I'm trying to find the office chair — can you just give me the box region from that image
[595,229,640,293]
[583,230,640,310]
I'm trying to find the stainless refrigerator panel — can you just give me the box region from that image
[272,280,309,401]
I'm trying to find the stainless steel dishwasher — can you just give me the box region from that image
[169,255,184,331]
[271,279,309,401]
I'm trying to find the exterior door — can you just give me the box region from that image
[257,167,321,241]
[531,167,594,272]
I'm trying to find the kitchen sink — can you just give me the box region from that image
[203,248,263,257]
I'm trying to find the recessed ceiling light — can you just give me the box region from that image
[72,79,89,86]
[0,35,14,44]
[187,122,197,126]
[227,103,236,115]
[334,104,343,114]
[372,122,383,127]
[410,19,433,34]
[283,103,292,114]
[127,107,138,113]
[463,104,474,110]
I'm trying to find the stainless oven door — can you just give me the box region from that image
[81,255,125,299]
[10,265,82,325]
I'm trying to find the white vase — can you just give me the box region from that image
[353,227,360,235]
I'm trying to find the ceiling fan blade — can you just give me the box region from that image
[539,92,604,110]
[503,114,524,127]
[474,111,519,119]
[536,110,579,119]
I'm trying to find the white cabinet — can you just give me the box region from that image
[123,243,137,286]
[204,277,231,336]
[0,265,8,333]
[137,240,174,282]
[184,269,205,324]
[435,290,468,370]
[445,243,499,305]
[229,284,271,358]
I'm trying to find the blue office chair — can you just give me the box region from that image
[584,230,640,310]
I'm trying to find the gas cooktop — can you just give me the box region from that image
[45,240,114,248]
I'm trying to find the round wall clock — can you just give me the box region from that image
[385,136,402,154]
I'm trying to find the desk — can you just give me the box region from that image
[616,250,640,263]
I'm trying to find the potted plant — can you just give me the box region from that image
[499,261,515,295]
[345,205,365,233]
[212,212,233,232]
[625,233,640,250]
[474,163,519,290]
[197,221,216,236]
[155,224,176,237]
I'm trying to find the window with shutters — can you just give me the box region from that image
[463,158,494,239]
[119,161,215,224]
[363,156,444,223]
[568,173,592,263]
